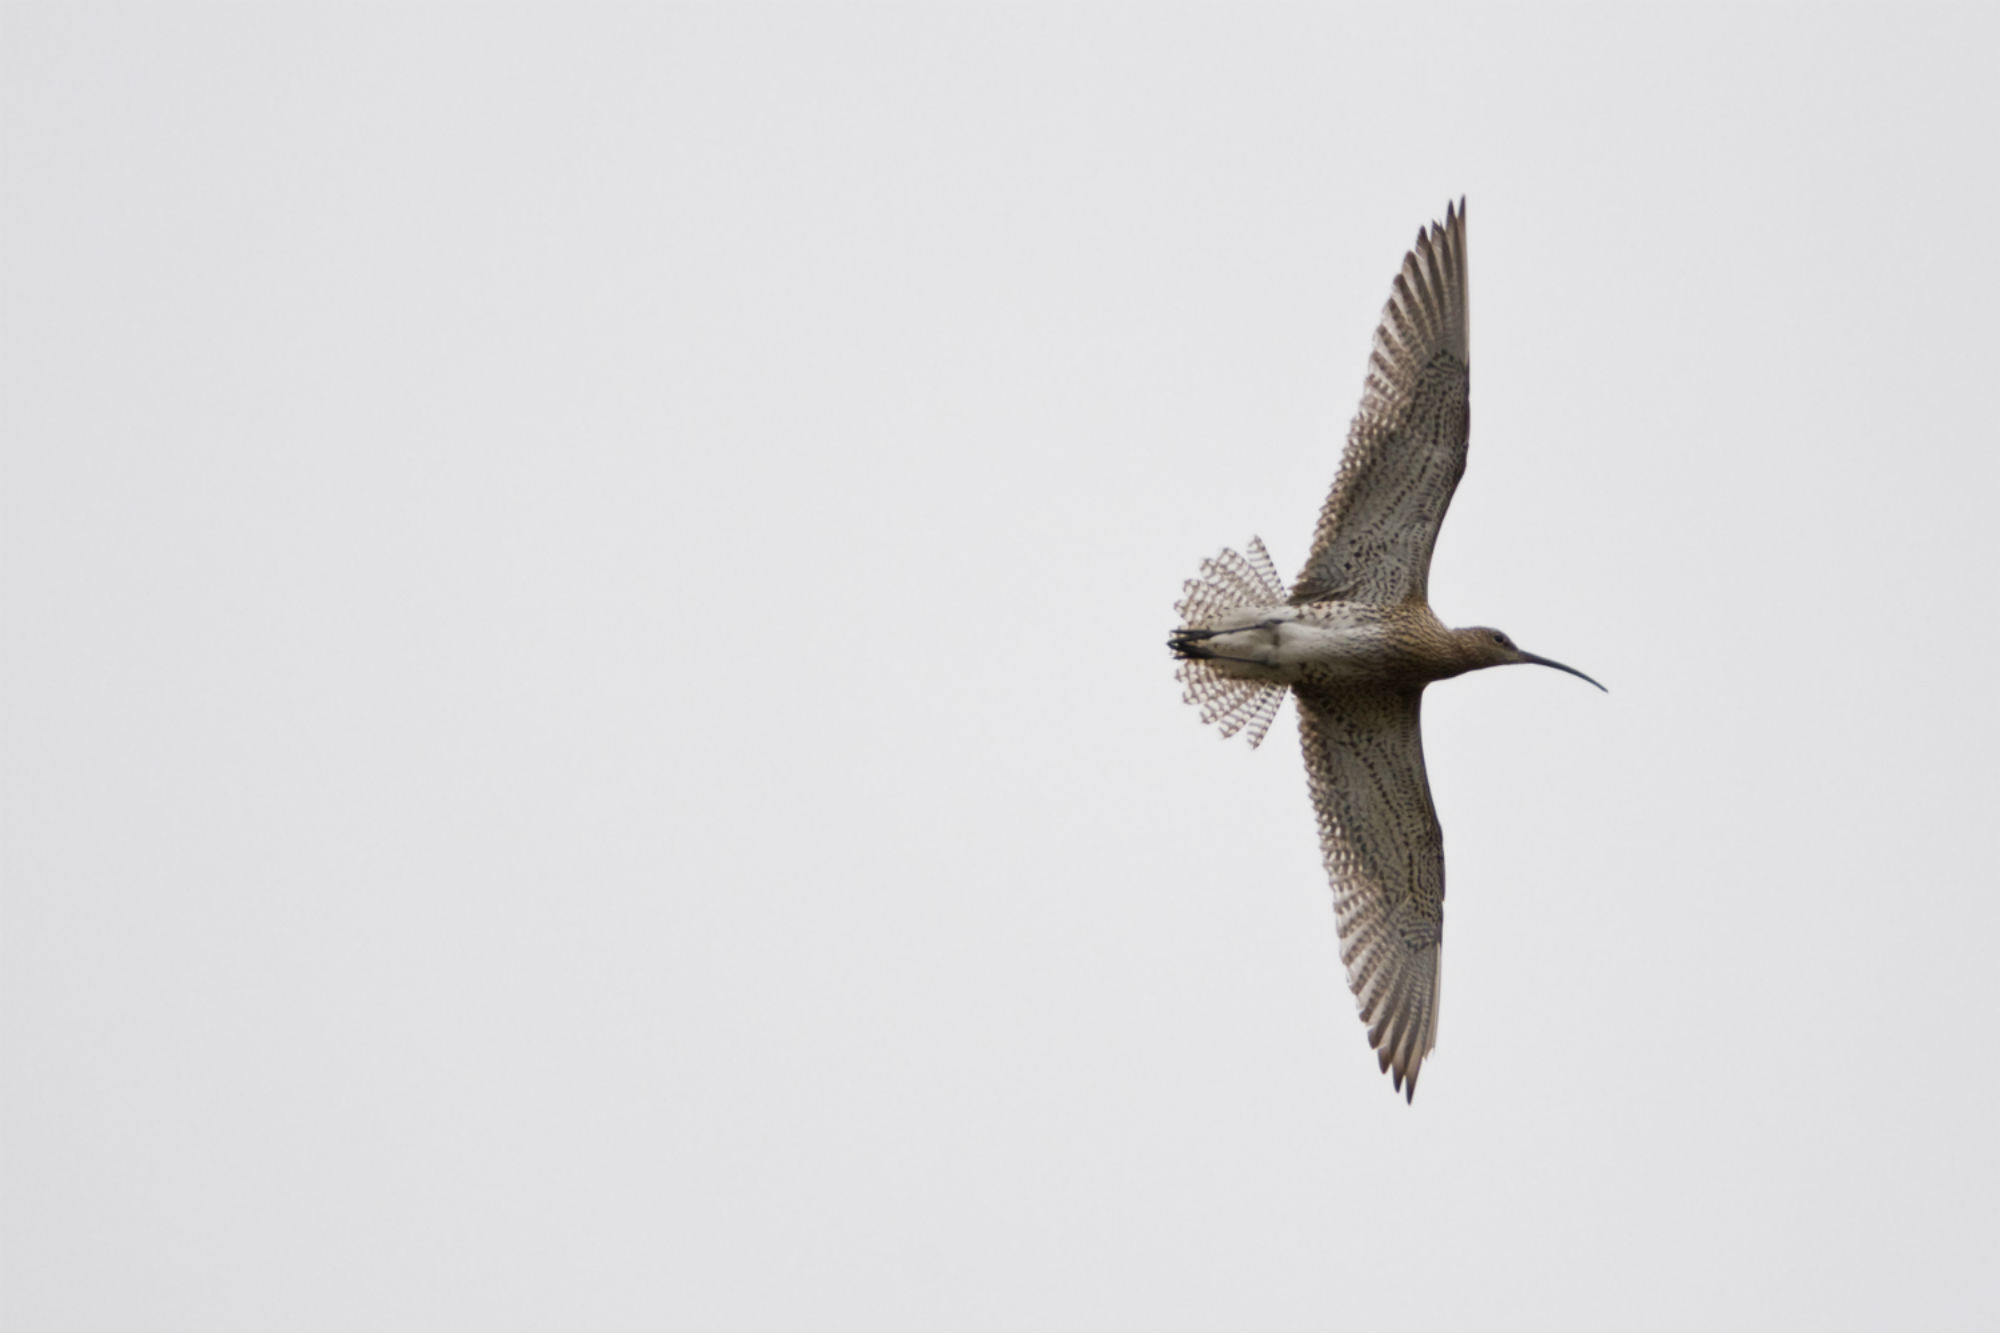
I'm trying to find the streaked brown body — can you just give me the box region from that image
[1168,201,1600,1101]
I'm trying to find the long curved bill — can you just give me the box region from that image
[1519,651,1607,692]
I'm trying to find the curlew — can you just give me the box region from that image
[1168,200,1601,1102]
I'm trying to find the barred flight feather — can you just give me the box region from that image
[1172,537,1289,749]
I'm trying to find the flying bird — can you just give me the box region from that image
[1169,200,1602,1101]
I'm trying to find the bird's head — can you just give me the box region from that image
[1452,627,1606,690]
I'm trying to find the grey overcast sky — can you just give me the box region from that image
[6,6,1999,1331]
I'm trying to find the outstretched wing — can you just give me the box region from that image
[1295,683,1444,1101]
[1291,200,1469,607]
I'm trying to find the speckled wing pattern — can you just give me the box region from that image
[1295,683,1442,1100]
[1291,200,1469,608]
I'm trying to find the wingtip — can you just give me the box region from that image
[1427,196,1466,241]
[1375,1032,1425,1103]
[1375,198,1471,377]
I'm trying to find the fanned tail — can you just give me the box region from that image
[1171,536,1290,749]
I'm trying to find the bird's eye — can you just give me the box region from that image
[1491,632,1510,646]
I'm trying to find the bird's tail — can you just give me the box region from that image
[1170,536,1290,749]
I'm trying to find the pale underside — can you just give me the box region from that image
[1173,200,1470,1099]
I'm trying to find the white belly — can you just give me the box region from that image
[1196,607,1396,684]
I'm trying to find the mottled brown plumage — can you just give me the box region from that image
[1169,200,1601,1101]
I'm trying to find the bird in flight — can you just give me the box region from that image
[1168,200,1602,1101]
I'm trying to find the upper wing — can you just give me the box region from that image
[1294,683,1444,1101]
[1291,201,1470,607]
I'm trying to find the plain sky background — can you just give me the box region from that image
[6,5,1999,1331]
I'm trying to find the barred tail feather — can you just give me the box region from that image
[1172,536,1290,749]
